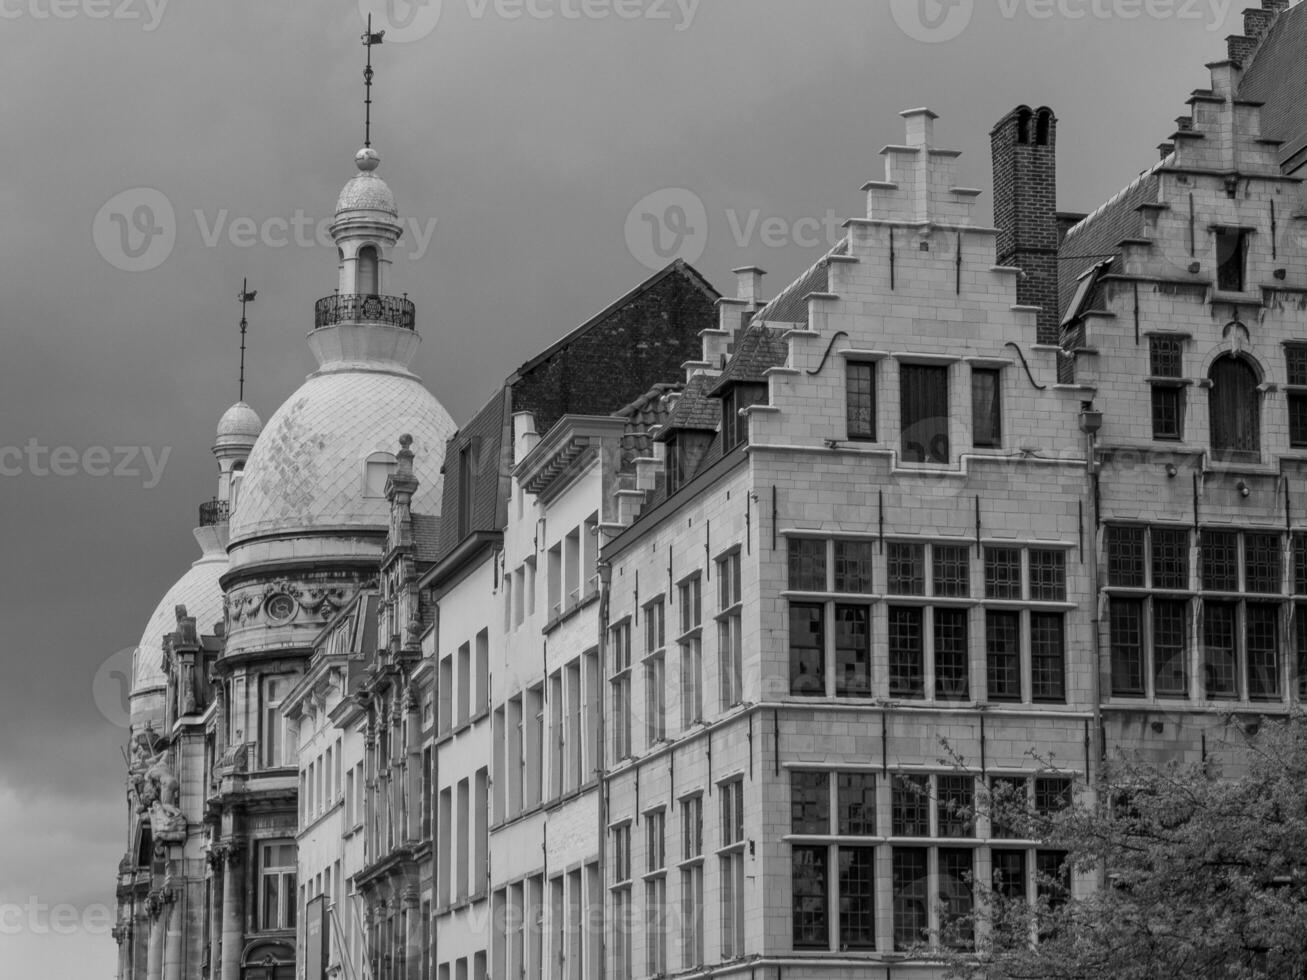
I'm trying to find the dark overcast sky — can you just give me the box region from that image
[0,0,1246,973]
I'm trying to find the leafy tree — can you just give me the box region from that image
[938,714,1307,980]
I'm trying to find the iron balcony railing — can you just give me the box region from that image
[314,293,416,331]
[199,498,230,527]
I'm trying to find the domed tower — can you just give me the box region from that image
[221,147,455,658]
[128,402,262,735]
[206,143,455,979]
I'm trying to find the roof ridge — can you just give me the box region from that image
[753,236,849,324]
[1063,154,1172,243]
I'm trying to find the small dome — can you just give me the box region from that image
[131,546,227,698]
[336,173,398,216]
[215,401,263,449]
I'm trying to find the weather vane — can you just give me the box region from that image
[362,14,385,149]
[237,279,257,403]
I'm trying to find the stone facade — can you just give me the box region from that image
[114,4,1307,978]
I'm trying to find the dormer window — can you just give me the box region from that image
[363,452,397,498]
[721,383,768,453]
[1216,228,1248,292]
[665,432,713,494]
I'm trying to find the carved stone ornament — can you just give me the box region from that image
[299,586,353,620]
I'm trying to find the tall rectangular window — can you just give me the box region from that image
[644,876,666,976]
[972,368,1001,447]
[645,808,666,977]
[940,849,975,950]
[644,652,665,745]
[1149,336,1185,440]
[1203,602,1238,698]
[791,845,828,949]
[1216,228,1249,292]
[680,795,705,968]
[1287,345,1307,448]
[262,676,286,768]
[839,847,876,950]
[901,363,950,464]
[720,781,746,959]
[718,551,744,709]
[846,361,876,441]
[888,606,925,699]
[834,604,871,697]
[679,576,703,727]
[934,608,970,701]
[891,847,928,950]
[609,621,632,761]
[258,841,297,930]
[789,603,825,697]
[986,611,1022,702]
[1030,613,1066,702]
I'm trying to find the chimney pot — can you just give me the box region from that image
[732,266,767,306]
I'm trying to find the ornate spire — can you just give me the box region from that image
[361,15,385,150]
[236,279,256,403]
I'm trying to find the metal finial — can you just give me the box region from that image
[362,14,385,149]
[237,279,257,402]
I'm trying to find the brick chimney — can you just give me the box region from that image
[991,105,1060,345]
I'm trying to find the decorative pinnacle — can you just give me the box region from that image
[361,14,385,149]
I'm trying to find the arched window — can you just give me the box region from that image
[1208,355,1260,461]
[357,245,379,295]
[363,452,397,497]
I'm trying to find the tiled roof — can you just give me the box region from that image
[1238,1,1307,171]
[1057,163,1164,315]
[613,383,680,465]
[707,325,789,396]
[655,374,718,441]
[435,387,512,557]
[753,238,849,325]
[411,513,441,563]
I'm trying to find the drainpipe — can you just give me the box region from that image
[1079,401,1106,892]
[596,558,612,980]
